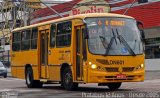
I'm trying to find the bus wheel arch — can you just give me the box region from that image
[60,63,78,90]
[60,63,70,81]
[60,63,70,88]
[25,64,32,75]
[25,64,34,88]
[25,64,43,88]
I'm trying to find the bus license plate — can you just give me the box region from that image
[116,74,126,79]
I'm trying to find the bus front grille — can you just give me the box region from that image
[122,67,135,72]
[106,67,119,72]
[105,67,135,72]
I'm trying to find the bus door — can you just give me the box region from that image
[39,30,49,79]
[75,26,86,81]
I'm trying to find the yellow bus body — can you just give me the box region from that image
[11,13,145,90]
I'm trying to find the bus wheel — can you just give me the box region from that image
[35,80,43,88]
[25,67,43,88]
[62,67,78,90]
[107,82,122,90]
[60,83,64,88]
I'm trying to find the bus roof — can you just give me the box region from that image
[12,13,134,32]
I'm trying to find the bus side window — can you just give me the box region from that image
[21,30,31,50]
[56,21,72,47]
[50,24,56,47]
[12,32,21,51]
[31,28,38,49]
[82,28,87,61]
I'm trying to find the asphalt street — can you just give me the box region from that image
[0,71,160,98]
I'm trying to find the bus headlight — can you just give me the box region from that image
[91,64,97,69]
[89,62,105,71]
[140,64,144,68]
[89,62,92,65]
[137,64,144,69]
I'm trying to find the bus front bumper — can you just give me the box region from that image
[87,70,145,83]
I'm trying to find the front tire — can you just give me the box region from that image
[62,67,78,90]
[25,67,43,88]
[107,82,122,90]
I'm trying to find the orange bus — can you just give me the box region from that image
[11,13,145,90]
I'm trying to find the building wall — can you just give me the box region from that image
[111,1,160,29]
[145,59,160,71]
[144,27,160,39]
[29,0,160,71]
[111,1,160,71]
[0,0,42,63]
[30,0,110,24]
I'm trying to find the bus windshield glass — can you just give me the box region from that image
[85,17,143,56]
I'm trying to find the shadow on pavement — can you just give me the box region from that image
[28,85,135,92]
[16,84,136,92]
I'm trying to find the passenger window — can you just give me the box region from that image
[56,21,72,47]
[31,28,38,49]
[21,30,31,50]
[50,24,56,47]
[12,32,21,51]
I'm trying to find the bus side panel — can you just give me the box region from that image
[11,50,39,80]
[11,66,17,78]
[22,50,39,80]
[11,52,24,79]
[48,65,61,81]
[48,47,72,81]
[11,52,17,78]
[16,67,25,79]
[32,66,39,80]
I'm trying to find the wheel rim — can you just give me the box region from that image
[27,72,31,85]
[64,72,72,85]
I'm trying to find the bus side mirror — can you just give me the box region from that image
[137,21,145,42]
[140,29,145,40]
[83,28,89,39]
[137,21,144,28]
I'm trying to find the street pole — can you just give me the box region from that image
[39,0,63,18]
[123,0,136,15]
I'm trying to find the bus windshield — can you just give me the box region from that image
[85,17,143,56]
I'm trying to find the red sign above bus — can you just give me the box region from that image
[70,0,110,15]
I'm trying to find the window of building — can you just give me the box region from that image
[31,28,38,49]
[12,32,21,51]
[0,22,5,29]
[16,20,22,28]
[145,45,160,59]
[50,24,56,47]
[145,37,160,59]
[56,21,72,47]
[9,20,13,28]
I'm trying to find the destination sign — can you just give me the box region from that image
[106,20,125,26]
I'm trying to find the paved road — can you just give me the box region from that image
[0,71,160,98]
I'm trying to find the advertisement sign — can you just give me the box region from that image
[26,0,42,9]
[70,0,110,15]
[2,0,41,9]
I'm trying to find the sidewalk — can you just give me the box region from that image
[145,71,160,80]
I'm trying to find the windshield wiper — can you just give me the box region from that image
[99,29,117,56]
[99,29,136,56]
[99,36,108,49]
[116,29,136,56]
